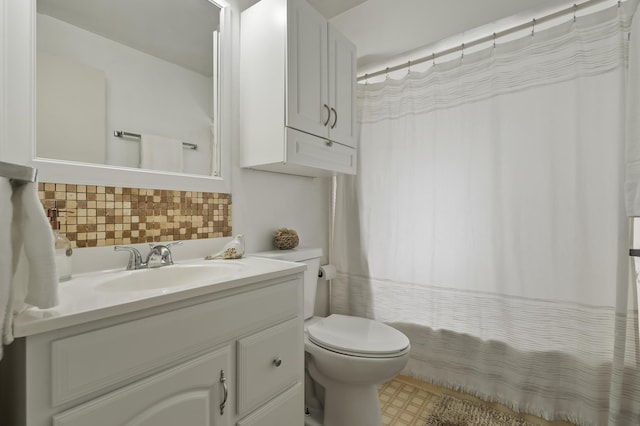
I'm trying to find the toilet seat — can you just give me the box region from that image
[307,314,410,358]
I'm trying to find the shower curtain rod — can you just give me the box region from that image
[357,0,616,81]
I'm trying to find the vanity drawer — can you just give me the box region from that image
[51,277,301,406]
[237,317,303,416]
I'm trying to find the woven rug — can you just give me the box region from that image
[425,395,536,426]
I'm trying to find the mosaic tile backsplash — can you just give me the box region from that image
[38,183,232,248]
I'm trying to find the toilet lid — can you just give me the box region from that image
[307,314,410,357]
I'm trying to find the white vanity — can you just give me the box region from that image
[0,257,306,426]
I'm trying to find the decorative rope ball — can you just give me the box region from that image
[273,228,299,250]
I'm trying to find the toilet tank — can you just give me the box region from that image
[252,247,322,319]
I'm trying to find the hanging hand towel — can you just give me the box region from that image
[5,182,59,349]
[0,179,13,360]
[139,134,184,173]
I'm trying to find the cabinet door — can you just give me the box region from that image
[328,24,357,148]
[286,0,329,138]
[52,347,232,426]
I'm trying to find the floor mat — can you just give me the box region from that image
[425,395,536,426]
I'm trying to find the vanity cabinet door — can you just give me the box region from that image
[52,347,232,426]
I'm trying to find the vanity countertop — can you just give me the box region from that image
[13,256,305,338]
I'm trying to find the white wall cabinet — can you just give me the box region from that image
[240,0,357,177]
[0,275,304,426]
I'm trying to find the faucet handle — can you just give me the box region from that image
[146,245,174,268]
[148,240,182,249]
[114,246,143,270]
[145,241,182,268]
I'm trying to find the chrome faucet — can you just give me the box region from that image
[114,241,182,270]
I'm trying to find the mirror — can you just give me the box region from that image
[35,0,223,178]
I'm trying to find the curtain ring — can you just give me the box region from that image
[407,60,411,75]
[573,4,577,23]
[364,73,369,85]
[461,43,465,59]
[531,18,536,37]
[385,67,390,80]
[432,53,436,66]
[493,32,496,49]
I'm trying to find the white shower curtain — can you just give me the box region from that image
[332,3,640,425]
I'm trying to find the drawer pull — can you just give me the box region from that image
[219,369,228,415]
[273,358,282,367]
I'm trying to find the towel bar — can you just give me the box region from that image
[0,161,38,186]
[113,130,198,150]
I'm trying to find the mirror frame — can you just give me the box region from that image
[27,0,232,193]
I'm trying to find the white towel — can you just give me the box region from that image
[3,182,59,352]
[139,134,184,173]
[0,179,13,359]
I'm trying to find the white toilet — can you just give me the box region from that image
[254,248,410,426]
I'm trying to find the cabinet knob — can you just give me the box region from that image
[323,104,331,126]
[330,107,337,129]
[325,140,333,147]
[273,358,283,367]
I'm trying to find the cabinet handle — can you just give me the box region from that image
[273,358,283,367]
[219,369,228,415]
[323,104,331,126]
[330,107,337,129]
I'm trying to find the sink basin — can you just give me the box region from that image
[97,263,244,293]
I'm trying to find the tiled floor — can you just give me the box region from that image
[378,375,576,426]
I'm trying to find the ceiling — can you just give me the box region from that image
[38,0,607,77]
[307,0,368,18]
[326,0,578,73]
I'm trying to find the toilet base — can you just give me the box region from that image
[323,382,382,426]
[307,361,383,426]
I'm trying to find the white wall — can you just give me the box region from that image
[232,168,331,315]
[37,14,214,175]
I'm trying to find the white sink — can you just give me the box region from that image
[97,263,245,293]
